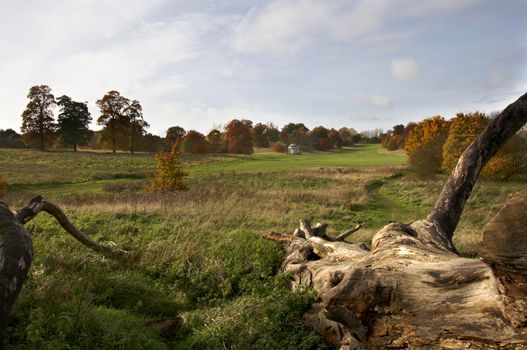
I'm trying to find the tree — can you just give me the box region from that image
[142,133,164,153]
[206,129,225,153]
[252,123,270,148]
[280,123,309,149]
[265,93,527,349]
[338,127,356,146]
[404,116,450,173]
[442,112,526,179]
[151,147,188,191]
[56,95,92,151]
[0,129,24,148]
[125,100,149,154]
[96,91,129,153]
[266,123,280,143]
[225,119,253,154]
[165,126,186,150]
[180,130,211,154]
[311,126,331,151]
[21,85,56,150]
[328,129,342,149]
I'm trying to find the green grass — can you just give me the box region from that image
[0,145,524,349]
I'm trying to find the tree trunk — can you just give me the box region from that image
[112,118,116,153]
[267,93,527,349]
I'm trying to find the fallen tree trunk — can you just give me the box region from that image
[0,196,125,349]
[266,93,527,349]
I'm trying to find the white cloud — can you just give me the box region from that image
[230,0,477,56]
[391,58,420,80]
[231,0,331,55]
[353,94,393,109]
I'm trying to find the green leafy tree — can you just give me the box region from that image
[21,85,56,150]
[166,126,186,150]
[56,95,92,151]
[125,100,149,153]
[265,123,280,143]
[252,123,270,148]
[151,147,188,191]
[96,90,129,153]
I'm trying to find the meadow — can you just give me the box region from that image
[1,145,524,349]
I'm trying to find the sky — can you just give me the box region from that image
[0,0,526,136]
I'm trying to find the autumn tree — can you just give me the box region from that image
[180,130,211,154]
[165,126,186,150]
[225,119,253,154]
[21,85,56,150]
[311,126,331,151]
[442,112,526,179]
[252,123,270,148]
[56,95,92,151]
[404,116,450,173]
[125,100,149,153]
[338,127,356,146]
[96,91,129,153]
[206,129,225,153]
[151,146,188,191]
[328,129,342,149]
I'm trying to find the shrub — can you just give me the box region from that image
[272,143,286,153]
[151,147,188,191]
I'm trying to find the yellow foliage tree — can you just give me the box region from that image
[442,112,525,179]
[151,147,188,191]
[403,116,450,173]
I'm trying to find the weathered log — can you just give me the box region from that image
[268,93,527,349]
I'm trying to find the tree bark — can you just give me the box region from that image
[267,93,527,349]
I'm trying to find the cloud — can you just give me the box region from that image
[230,0,331,55]
[391,58,420,80]
[230,0,477,56]
[353,94,393,109]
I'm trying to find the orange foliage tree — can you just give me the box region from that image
[225,119,253,154]
[404,116,450,173]
[180,130,211,154]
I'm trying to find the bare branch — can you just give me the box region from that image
[16,196,127,258]
[334,223,363,241]
[428,92,527,239]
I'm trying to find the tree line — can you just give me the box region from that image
[381,112,527,178]
[4,85,386,154]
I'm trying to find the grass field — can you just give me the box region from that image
[0,145,524,349]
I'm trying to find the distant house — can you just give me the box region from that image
[288,143,301,155]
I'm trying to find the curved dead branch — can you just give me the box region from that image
[428,92,527,240]
[15,196,127,258]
